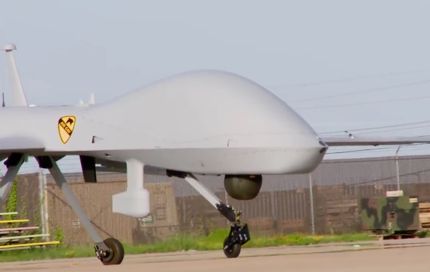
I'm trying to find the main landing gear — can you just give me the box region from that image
[40,156,125,265]
[95,238,124,265]
[180,173,251,258]
[1,154,124,265]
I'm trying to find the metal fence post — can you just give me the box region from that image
[38,170,49,241]
[308,174,315,235]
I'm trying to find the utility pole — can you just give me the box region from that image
[395,146,401,191]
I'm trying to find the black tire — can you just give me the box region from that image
[101,238,124,265]
[223,238,241,258]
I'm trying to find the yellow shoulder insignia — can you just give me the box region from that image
[58,116,76,144]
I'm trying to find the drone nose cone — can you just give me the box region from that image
[318,138,329,153]
[282,134,326,173]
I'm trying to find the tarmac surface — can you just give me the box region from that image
[1,238,430,272]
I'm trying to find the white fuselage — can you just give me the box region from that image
[0,71,325,174]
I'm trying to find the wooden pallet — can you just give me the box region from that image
[0,241,60,250]
[0,219,30,224]
[382,233,417,240]
[0,212,59,250]
[0,233,49,243]
[0,226,39,235]
[419,202,430,229]
[0,212,18,217]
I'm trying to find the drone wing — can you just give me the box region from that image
[321,136,430,147]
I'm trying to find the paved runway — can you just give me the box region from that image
[1,238,430,272]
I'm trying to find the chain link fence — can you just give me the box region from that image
[9,155,430,245]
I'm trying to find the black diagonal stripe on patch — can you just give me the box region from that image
[59,120,73,136]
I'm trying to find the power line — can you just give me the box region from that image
[272,68,430,89]
[291,79,430,103]
[297,95,430,110]
[320,120,430,135]
[352,125,430,135]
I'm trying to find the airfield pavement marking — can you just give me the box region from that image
[1,238,430,272]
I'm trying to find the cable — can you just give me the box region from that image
[272,68,430,89]
[320,120,430,135]
[352,125,430,134]
[297,95,430,110]
[291,79,430,103]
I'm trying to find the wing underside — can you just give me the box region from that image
[0,137,45,153]
[321,136,430,147]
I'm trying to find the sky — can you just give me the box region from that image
[1,0,430,173]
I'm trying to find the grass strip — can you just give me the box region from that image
[0,230,375,262]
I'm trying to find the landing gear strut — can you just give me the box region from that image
[0,153,25,206]
[42,156,125,265]
[181,173,251,258]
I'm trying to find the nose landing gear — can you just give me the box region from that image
[181,173,251,258]
[223,222,250,258]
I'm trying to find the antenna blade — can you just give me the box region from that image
[3,44,28,107]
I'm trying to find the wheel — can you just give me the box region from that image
[100,238,124,265]
[223,238,241,258]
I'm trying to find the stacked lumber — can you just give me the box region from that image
[419,202,430,229]
[0,212,59,251]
